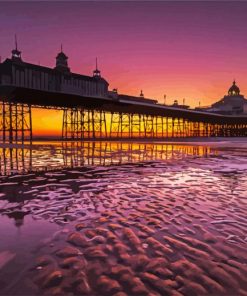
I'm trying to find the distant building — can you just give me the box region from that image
[170,99,190,109]
[197,81,247,115]
[108,88,158,104]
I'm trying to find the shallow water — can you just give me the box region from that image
[0,141,247,296]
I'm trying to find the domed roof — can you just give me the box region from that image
[56,51,68,60]
[228,80,240,96]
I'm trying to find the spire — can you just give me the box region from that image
[93,57,101,78]
[11,34,22,62]
[15,34,18,50]
[61,44,63,53]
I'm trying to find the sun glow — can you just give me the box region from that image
[32,109,63,137]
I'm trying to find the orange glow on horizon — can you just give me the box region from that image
[32,109,63,137]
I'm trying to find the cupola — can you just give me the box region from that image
[228,80,240,96]
[55,45,70,72]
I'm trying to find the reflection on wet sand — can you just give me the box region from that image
[0,147,32,175]
[0,141,247,296]
[62,142,211,167]
[0,142,211,175]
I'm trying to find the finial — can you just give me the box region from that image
[15,34,18,50]
[61,44,63,52]
[12,34,22,61]
[164,94,166,105]
[233,79,236,85]
[96,57,98,70]
[140,90,144,97]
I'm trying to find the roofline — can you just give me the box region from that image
[118,94,158,103]
[1,58,109,84]
[119,97,247,119]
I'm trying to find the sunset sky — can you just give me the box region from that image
[1,1,247,136]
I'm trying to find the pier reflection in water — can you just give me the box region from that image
[0,141,211,175]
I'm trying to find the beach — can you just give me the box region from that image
[0,141,246,295]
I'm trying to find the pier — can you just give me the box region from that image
[0,45,247,143]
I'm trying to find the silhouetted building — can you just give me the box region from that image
[197,81,247,115]
[170,99,190,109]
[0,43,158,104]
[0,44,109,97]
[1,41,247,114]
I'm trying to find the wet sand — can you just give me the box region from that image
[0,141,247,295]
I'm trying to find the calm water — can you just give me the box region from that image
[0,141,247,296]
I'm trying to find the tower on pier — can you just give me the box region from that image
[55,44,70,72]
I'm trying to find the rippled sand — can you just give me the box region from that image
[0,142,247,295]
